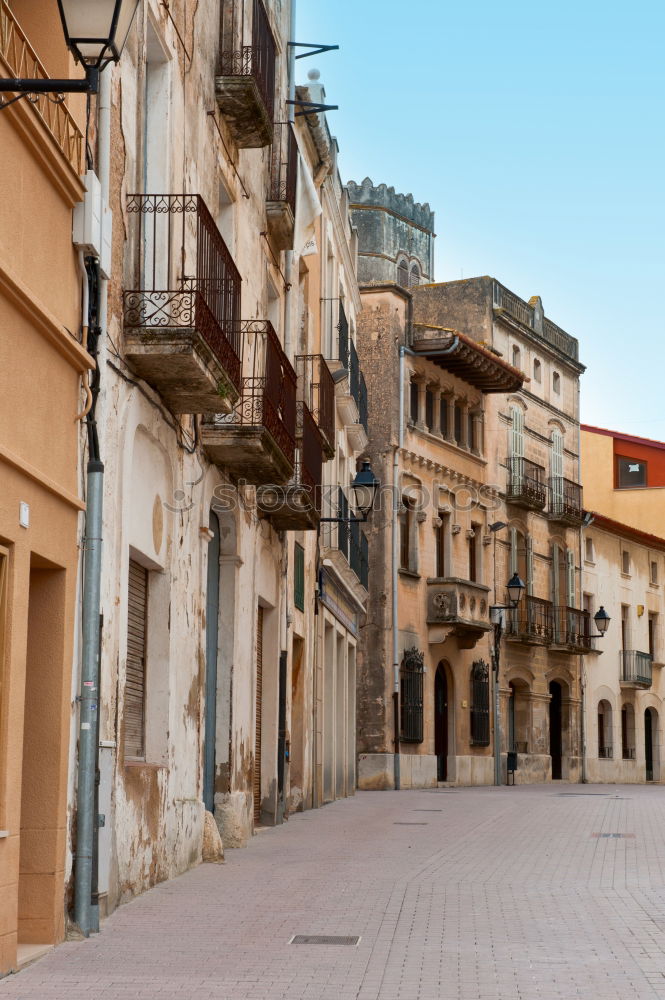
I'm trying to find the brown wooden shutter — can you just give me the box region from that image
[253,605,263,823]
[125,560,147,760]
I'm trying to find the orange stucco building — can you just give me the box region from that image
[581,425,665,536]
[0,0,90,973]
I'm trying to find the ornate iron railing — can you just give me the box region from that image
[506,595,554,643]
[506,457,547,507]
[269,121,297,211]
[400,649,424,743]
[549,477,583,521]
[0,0,83,173]
[295,354,335,449]
[216,320,296,466]
[297,401,323,507]
[335,302,350,369]
[220,0,276,123]
[552,606,592,649]
[349,340,368,431]
[620,650,653,687]
[124,193,243,391]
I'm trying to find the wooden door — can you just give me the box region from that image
[435,664,448,781]
[253,606,264,823]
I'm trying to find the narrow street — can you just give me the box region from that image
[4,785,665,999]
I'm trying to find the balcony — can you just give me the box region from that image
[216,0,275,148]
[549,477,584,524]
[349,341,369,447]
[620,650,653,689]
[551,606,592,653]
[258,402,323,530]
[296,354,335,458]
[426,578,492,648]
[505,457,547,511]
[505,596,553,645]
[201,321,296,484]
[266,122,297,250]
[123,194,242,414]
[320,487,369,594]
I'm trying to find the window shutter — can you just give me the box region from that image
[526,535,534,595]
[511,406,524,459]
[566,549,575,607]
[510,527,518,576]
[125,560,147,761]
[551,544,561,607]
[551,431,564,506]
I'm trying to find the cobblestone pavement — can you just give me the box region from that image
[5,784,665,999]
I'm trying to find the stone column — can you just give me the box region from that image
[416,379,427,431]
[432,387,442,436]
[443,394,455,444]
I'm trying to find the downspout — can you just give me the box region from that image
[283,0,296,360]
[74,63,111,938]
[393,323,460,790]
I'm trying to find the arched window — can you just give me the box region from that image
[512,345,521,369]
[533,358,542,383]
[397,259,409,288]
[621,704,635,760]
[470,661,490,746]
[400,647,424,742]
[409,263,420,287]
[552,371,561,394]
[598,700,613,758]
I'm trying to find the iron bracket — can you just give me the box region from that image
[286,99,339,117]
[288,42,339,60]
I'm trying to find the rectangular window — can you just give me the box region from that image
[409,381,419,423]
[125,560,148,761]
[454,403,462,446]
[440,397,449,438]
[435,512,448,578]
[649,613,658,660]
[468,412,475,451]
[621,604,630,651]
[399,497,414,571]
[651,561,659,585]
[616,455,647,489]
[425,389,434,431]
[468,525,479,583]
[585,537,594,563]
[622,550,631,575]
[294,542,305,612]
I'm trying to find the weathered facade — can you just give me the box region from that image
[582,515,665,783]
[0,0,90,973]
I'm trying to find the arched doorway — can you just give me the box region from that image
[645,708,657,781]
[549,681,563,779]
[435,663,450,781]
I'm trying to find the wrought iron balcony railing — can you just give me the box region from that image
[492,281,579,362]
[620,650,653,688]
[257,401,323,529]
[549,477,584,523]
[598,746,613,759]
[217,0,276,147]
[123,193,242,412]
[349,341,368,434]
[268,121,297,211]
[320,486,368,588]
[506,595,554,644]
[552,606,592,652]
[350,520,369,590]
[296,354,335,457]
[0,0,84,173]
[506,457,547,510]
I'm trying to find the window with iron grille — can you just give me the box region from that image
[294,542,305,612]
[400,647,424,743]
[470,660,490,746]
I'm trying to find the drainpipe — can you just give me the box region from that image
[74,63,110,937]
[283,0,296,360]
[392,334,461,790]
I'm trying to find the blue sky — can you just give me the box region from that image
[296,0,665,438]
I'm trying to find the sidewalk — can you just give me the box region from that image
[3,784,665,999]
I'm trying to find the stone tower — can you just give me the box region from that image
[346,177,435,288]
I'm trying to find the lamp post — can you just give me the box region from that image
[320,460,380,525]
[0,0,139,102]
[490,572,525,787]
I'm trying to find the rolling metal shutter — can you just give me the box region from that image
[125,560,147,760]
[253,605,263,823]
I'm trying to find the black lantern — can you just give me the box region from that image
[593,606,611,636]
[57,0,140,68]
[506,572,525,608]
[351,461,380,520]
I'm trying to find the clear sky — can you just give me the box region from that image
[296,0,665,439]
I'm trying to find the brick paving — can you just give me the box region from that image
[4,784,665,999]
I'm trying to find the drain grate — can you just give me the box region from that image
[290,935,360,946]
[394,821,428,825]
[414,809,442,812]
[591,833,635,839]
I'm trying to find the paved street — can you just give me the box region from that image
[4,785,665,999]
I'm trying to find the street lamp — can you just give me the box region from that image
[593,606,611,636]
[320,460,380,524]
[0,0,139,101]
[490,572,525,787]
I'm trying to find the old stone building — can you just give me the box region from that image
[582,515,665,783]
[0,0,91,973]
[414,279,590,783]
